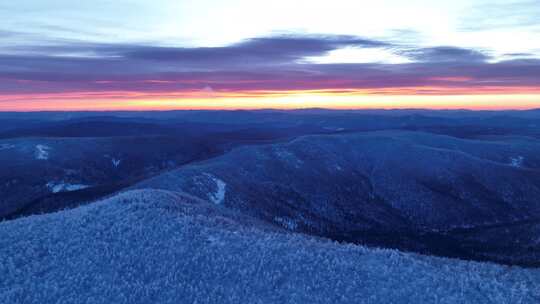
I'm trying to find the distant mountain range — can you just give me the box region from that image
[2,109,540,267]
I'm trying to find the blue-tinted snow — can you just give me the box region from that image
[34,144,51,160]
[0,189,539,303]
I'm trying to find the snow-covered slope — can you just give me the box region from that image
[133,130,540,265]
[0,136,217,219]
[1,189,539,303]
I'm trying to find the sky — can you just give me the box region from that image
[1,0,539,111]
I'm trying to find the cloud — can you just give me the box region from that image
[0,34,539,98]
[399,46,490,63]
[117,35,387,66]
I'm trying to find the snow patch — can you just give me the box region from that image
[35,145,51,160]
[273,216,298,230]
[205,174,227,205]
[509,156,524,168]
[323,127,345,131]
[274,147,304,168]
[46,182,90,193]
[0,143,15,151]
[112,158,122,167]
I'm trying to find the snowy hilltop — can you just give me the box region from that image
[0,189,538,303]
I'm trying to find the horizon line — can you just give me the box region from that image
[2,106,540,113]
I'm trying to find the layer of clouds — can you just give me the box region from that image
[1,34,539,97]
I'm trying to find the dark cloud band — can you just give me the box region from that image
[0,34,539,97]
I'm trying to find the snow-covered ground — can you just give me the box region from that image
[273,216,298,230]
[0,143,15,151]
[46,181,90,193]
[112,158,122,167]
[34,144,51,160]
[205,173,227,205]
[510,156,525,168]
[0,189,538,304]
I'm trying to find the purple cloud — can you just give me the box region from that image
[399,46,490,63]
[0,34,539,98]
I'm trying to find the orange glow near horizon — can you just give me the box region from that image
[1,87,540,111]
